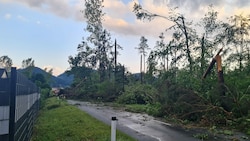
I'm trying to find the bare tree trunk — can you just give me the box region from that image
[166,45,169,71]
[180,16,193,72]
[143,54,146,73]
[248,45,250,66]
[163,56,166,71]
[140,55,143,84]
[240,30,243,71]
[201,35,205,92]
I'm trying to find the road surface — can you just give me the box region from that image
[67,100,201,141]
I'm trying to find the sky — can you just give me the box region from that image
[1,0,250,76]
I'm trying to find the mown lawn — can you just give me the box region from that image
[31,97,136,141]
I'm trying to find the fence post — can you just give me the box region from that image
[9,67,17,141]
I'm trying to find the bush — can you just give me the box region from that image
[117,83,159,104]
[234,115,250,135]
[95,80,116,101]
[146,102,163,117]
[40,88,51,108]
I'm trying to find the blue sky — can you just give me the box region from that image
[1,0,250,76]
[0,1,84,75]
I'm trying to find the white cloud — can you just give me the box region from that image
[103,0,129,18]
[102,0,173,38]
[2,0,250,39]
[17,15,29,22]
[167,0,224,11]
[4,13,11,19]
[0,0,83,21]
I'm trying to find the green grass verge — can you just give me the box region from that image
[32,97,136,141]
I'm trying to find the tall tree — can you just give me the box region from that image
[136,36,150,72]
[44,67,53,84]
[227,15,250,71]
[170,31,183,69]
[197,5,221,76]
[147,50,158,82]
[83,0,113,82]
[135,36,150,83]
[215,14,250,71]
[154,32,168,71]
[0,55,13,71]
[22,58,35,68]
[133,3,196,73]
[113,40,123,82]
[22,58,35,78]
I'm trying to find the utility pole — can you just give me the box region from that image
[114,39,117,93]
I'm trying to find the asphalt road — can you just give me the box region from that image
[67,100,199,141]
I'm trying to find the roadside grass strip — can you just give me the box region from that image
[32,97,136,141]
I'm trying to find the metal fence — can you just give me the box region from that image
[0,68,40,141]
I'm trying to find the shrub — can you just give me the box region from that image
[95,80,116,101]
[146,102,162,117]
[40,88,51,108]
[117,83,159,104]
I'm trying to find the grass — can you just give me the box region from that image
[31,97,136,141]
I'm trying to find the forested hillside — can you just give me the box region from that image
[18,67,73,87]
[65,0,250,136]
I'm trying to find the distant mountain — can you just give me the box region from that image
[56,72,74,87]
[18,67,73,88]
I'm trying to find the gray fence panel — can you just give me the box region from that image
[0,68,40,141]
[0,69,10,140]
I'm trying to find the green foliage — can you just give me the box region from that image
[234,115,250,135]
[193,133,209,140]
[154,71,234,123]
[224,70,250,117]
[221,130,233,136]
[117,83,159,104]
[96,80,116,101]
[145,102,162,117]
[39,88,51,108]
[67,66,126,101]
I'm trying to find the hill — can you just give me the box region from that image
[56,72,74,87]
[18,67,73,87]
